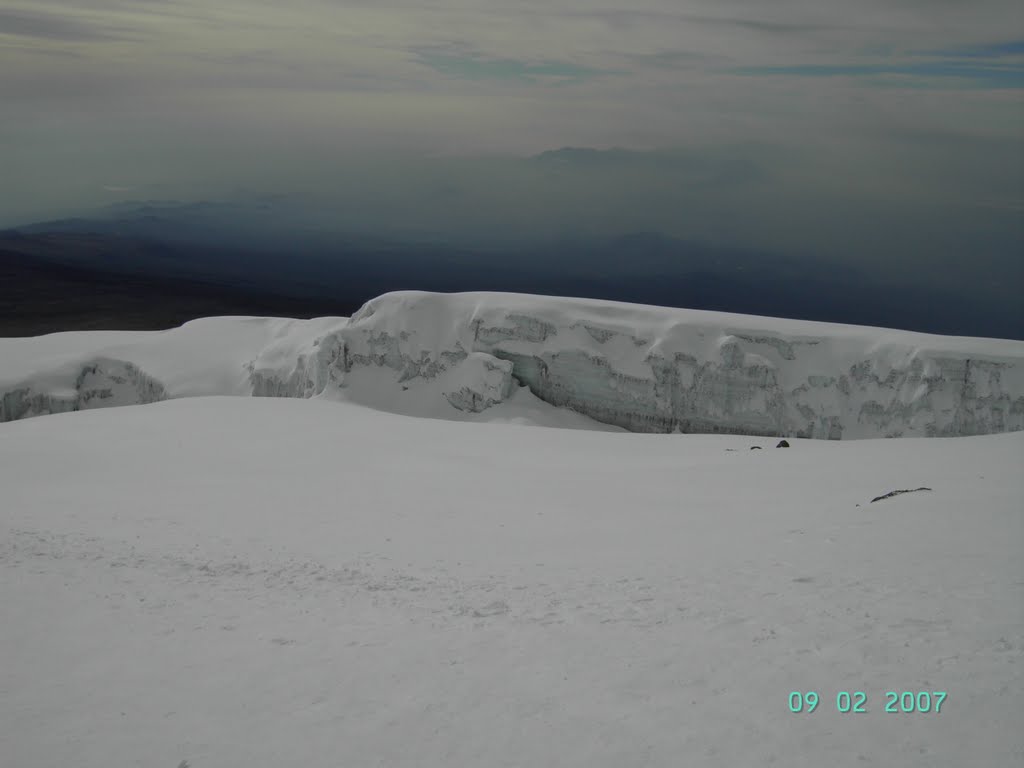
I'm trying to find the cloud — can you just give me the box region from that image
[0,8,136,42]
[413,47,617,84]
[674,12,838,36]
[731,60,1024,89]
[922,40,1024,59]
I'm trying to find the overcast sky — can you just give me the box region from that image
[1,0,1021,273]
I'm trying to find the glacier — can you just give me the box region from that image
[2,291,1023,439]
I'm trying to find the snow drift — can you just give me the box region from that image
[3,291,1023,438]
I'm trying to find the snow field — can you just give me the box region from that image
[1,396,1021,767]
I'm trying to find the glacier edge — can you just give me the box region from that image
[2,290,1023,439]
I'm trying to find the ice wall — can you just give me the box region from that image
[0,315,345,424]
[3,291,1023,439]
[0,358,167,422]
[305,291,1024,439]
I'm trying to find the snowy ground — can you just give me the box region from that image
[1,396,1022,767]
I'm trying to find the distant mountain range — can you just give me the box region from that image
[3,200,1021,339]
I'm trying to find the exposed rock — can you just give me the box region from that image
[870,487,933,504]
[776,439,790,448]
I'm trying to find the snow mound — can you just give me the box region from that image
[3,290,1024,438]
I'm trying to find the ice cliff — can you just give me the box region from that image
[0,358,167,422]
[3,291,1024,439]
[303,291,1024,439]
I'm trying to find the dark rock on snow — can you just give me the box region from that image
[870,487,932,504]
